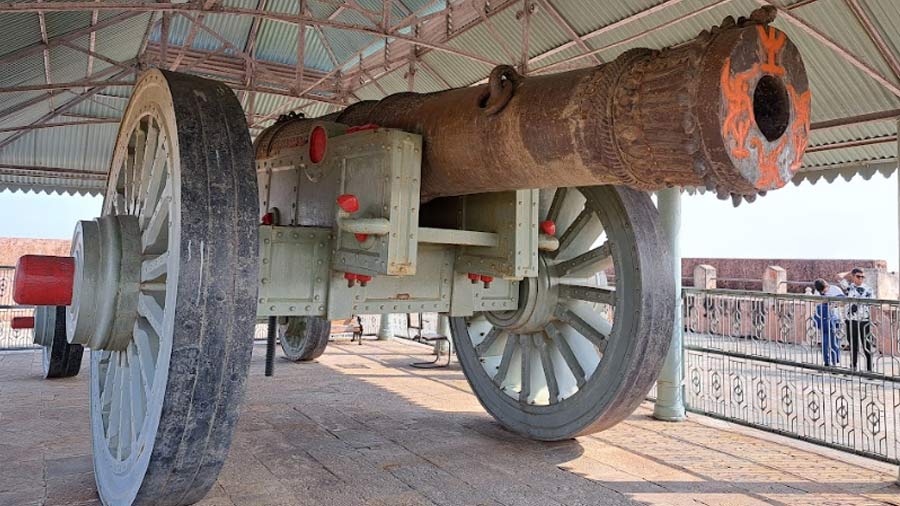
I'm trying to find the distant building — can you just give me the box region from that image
[682,258,896,298]
[0,237,71,266]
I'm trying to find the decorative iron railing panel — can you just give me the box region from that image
[0,266,37,350]
[683,288,900,463]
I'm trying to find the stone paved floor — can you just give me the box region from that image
[2,339,900,506]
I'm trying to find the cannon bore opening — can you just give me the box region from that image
[752,75,791,142]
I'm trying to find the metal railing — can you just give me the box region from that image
[0,266,37,350]
[682,287,900,463]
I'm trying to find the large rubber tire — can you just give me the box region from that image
[37,305,84,379]
[89,69,257,506]
[452,185,673,440]
[279,316,330,361]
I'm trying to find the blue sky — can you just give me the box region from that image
[0,173,897,270]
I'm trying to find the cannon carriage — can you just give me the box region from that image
[12,9,809,506]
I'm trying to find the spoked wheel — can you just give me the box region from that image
[34,305,83,379]
[75,70,257,506]
[451,185,673,440]
[279,316,330,361]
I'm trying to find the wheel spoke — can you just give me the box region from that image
[535,334,560,404]
[494,334,517,387]
[131,125,147,213]
[551,241,612,277]
[136,123,160,216]
[555,305,609,353]
[545,187,568,223]
[519,335,531,403]
[140,146,168,228]
[100,353,116,415]
[138,293,165,339]
[475,327,502,356]
[544,323,586,388]
[141,181,171,252]
[141,252,168,282]
[127,343,146,441]
[133,321,157,393]
[118,358,132,459]
[107,355,123,450]
[558,285,615,306]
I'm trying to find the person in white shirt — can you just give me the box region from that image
[839,268,876,372]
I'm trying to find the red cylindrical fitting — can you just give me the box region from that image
[11,316,34,329]
[337,194,360,213]
[261,212,275,225]
[344,272,358,287]
[480,275,493,289]
[309,126,327,164]
[467,273,480,284]
[14,255,75,306]
[357,274,372,287]
[354,233,369,243]
[540,220,556,236]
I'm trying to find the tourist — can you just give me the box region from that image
[813,278,843,367]
[840,268,876,372]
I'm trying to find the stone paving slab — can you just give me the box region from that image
[2,340,900,506]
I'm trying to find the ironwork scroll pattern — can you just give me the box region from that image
[0,267,35,349]
[683,288,900,463]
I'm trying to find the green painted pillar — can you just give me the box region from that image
[653,187,686,422]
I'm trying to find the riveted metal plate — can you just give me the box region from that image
[257,225,331,317]
[327,244,452,320]
[331,129,423,276]
[455,189,539,279]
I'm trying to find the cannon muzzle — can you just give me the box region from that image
[257,8,809,202]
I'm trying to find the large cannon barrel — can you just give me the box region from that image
[257,8,809,202]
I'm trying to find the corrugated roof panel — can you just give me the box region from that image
[420,49,488,87]
[0,52,45,88]
[0,13,41,57]
[802,141,895,169]
[809,119,895,147]
[30,125,90,171]
[864,0,900,64]
[549,0,662,39]
[190,12,255,54]
[772,16,900,122]
[0,174,105,196]
[44,11,90,40]
[93,13,152,64]
[64,93,126,120]
[49,39,90,85]
[788,0,898,87]
[254,18,332,71]
[474,3,571,62]
[82,123,119,171]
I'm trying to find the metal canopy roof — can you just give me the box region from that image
[0,0,897,195]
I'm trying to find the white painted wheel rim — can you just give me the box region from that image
[90,73,180,505]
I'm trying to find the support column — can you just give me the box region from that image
[435,314,452,355]
[653,187,686,421]
[895,119,899,486]
[377,314,394,340]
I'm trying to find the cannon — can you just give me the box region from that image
[12,9,808,506]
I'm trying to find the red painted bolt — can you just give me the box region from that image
[344,272,358,287]
[11,317,34,329]
[13,255,75,306]
[337,194,360,213]
[261,212,274,225]
[357,274,372,287]
[480,275,494,289]
[467,273,480,284]
[540,220,556,236]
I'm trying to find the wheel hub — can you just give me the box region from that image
[486,256,559,334]
[67,215,142,351]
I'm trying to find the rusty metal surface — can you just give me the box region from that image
[258,7,809,203]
